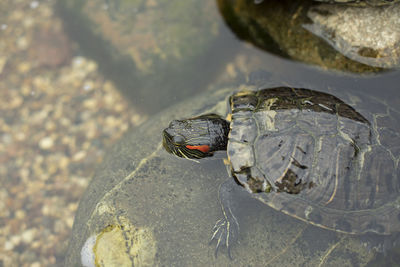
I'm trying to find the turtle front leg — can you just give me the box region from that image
[210,178,246,259]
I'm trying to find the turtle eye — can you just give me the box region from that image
[172,135,185,145]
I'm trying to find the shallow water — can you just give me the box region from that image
[2,0,400,266]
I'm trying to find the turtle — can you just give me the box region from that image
[162,84,400,258]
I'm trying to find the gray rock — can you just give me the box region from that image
[65,80,377,266]
[305,3,400,69]
[218,0,400,73]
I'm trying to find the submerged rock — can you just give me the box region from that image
[56,0,228,114]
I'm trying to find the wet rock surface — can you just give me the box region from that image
[66,82,378,266]
[305,3,400,69]
[218,0,400,73]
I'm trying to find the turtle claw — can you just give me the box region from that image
[210,215,239,259]
[210,219,228,258]
[209,178,243,259]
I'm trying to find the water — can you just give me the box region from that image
[2,0,400,266]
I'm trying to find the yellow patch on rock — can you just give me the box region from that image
[93,217,156,267]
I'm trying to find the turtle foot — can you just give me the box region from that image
[210,215,239,259]
[210,178,246,259]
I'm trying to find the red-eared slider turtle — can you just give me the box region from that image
[163,84,400,257]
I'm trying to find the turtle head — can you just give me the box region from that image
[162,114,229,159]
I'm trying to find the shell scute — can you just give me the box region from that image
[227,141,254,173]
[229,116,257,143]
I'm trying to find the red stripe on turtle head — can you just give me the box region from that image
[185,145,210,153]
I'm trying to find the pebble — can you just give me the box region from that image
[16,36,28,50]
[4,240,14,251]
[30,1,39,9]
[73,150,87,162]
[21,228,36,243]
[17,61,31,73]
[38,136,54,150]
[15,210,26,219]
[29,25,73,68]
[1,0,145,265]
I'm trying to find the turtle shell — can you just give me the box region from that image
[227,87,400,235]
